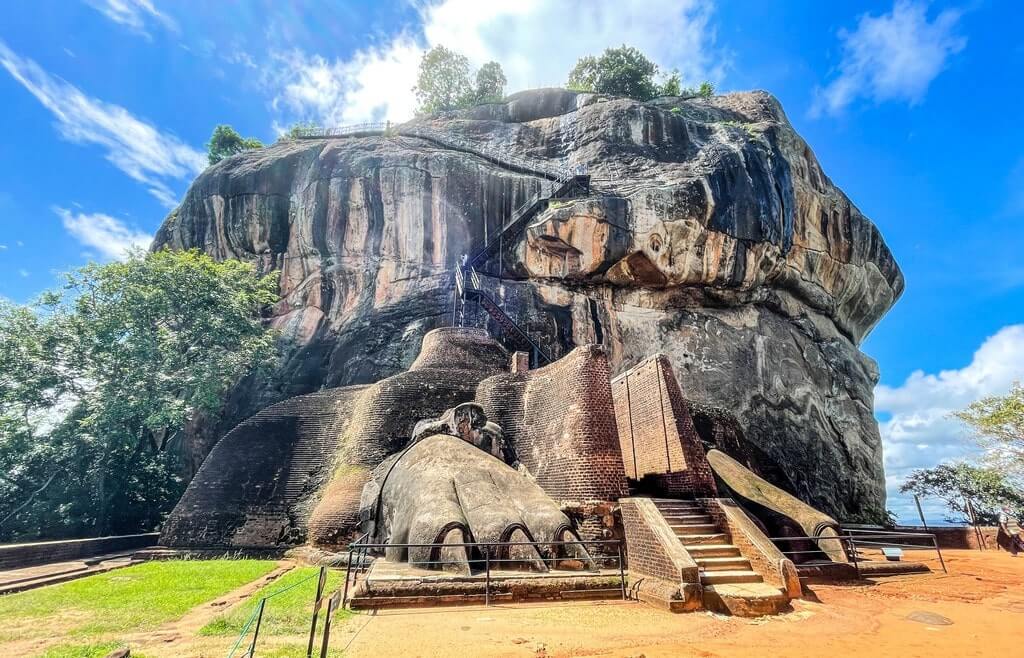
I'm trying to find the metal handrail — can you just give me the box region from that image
[768,531,948,575]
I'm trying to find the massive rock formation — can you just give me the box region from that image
[153,88,902,522]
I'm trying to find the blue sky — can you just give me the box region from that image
[1,0,1021,521]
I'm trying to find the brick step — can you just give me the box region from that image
[684,544,742,558]
[671,523,720,536]
[702,583,789,617]
[678,533,729,546]
[695,556,752,572]
[700,570,763,585]
[653,502,702,509]
[661,514,713,524]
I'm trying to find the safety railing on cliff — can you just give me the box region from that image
[342,535,626,608]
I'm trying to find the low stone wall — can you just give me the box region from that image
[0,533,158,570]
[893,525,999,550]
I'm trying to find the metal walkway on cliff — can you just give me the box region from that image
[292,121,591,365]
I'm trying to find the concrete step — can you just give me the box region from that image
[703,583,789,617]
[684,544,742,558]
[695,556,752,572]
[700,570,763,585]
[678,533,729,546]
[672,523,720,535]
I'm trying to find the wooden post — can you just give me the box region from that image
[914,494,929,531]
[307,566,327,658]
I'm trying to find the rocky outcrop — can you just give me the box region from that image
[153,88,902,522]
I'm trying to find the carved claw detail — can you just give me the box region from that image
[361,433,591,573]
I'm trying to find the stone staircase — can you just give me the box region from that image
[651,499,789,615]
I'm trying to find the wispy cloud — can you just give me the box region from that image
[0,40,205,208]
[54,207,152,260]
[265,0,724,127]
[877,325,1024,521]
[18,269,29,278]
[84,0,178,38]
[812,0,966,117]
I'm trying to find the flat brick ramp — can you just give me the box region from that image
[348,559,626,609]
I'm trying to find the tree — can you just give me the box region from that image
[899,462,1024,524]
[659,70,682,97]
[474,61,507,104]
[414,46,473,114]
[567,45,659,100]
[413,47,508,114]
[206,124,264,165]
[566,46,715,101]
[954,382,1024,477]
[0,249,279,541]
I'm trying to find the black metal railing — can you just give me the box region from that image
[768,531,947,577]
[342,535,626,607]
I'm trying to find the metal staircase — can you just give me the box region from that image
[290,120,592,365]
[453,170,589,367]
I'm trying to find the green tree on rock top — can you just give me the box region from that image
[566,45,714,101]
[413,46,507,115]
[206,124,264,165]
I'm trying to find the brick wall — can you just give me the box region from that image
[161,387,363,549]
[611,355,716,497]
[893,525,1000,550]
[0,533,158,570]
[476,345,628,508]
[620,498,699,585]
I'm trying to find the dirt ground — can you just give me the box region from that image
[327,550,1024,658]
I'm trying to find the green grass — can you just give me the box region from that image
[200,567,348,637]
[39,641,153,658]
[0,559,276,643]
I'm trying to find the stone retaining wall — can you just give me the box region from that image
[0,533,158,570]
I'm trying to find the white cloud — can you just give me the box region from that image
[266,0,724,126]
[877,325,1024,522]
[0,41,204,208]
[84,0,178,38]
[0,244,7,250]
[54,207,152,260]
[18,269,29,278]
[812,0,965,117]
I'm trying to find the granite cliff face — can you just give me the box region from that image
[153,88,903,522]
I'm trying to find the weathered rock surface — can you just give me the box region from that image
[153,88,902,522]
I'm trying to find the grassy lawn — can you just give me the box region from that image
[200,566,348,637]
[0,559,276,647]
[38,641,154,658]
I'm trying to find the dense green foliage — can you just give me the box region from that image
[207,124,264,164]
[899,462,1024,523]
[0,560,276,643]
[954,382,1024,478]
[0,250,279,541]
[566,45,714,101]
[413,46,507,114]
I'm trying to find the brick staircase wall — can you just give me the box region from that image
[698,498,801,598]
[619,498,702,610]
